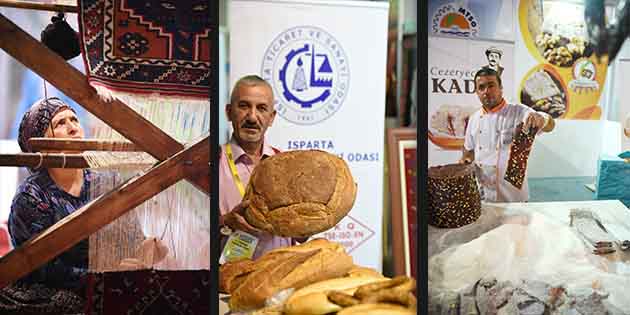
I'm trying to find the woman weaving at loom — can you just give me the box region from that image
[0,97,93,314]
[1,97,171,314]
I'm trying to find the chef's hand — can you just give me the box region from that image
[459,150,474,164]
[222,201,263,235]
[523,112,547,133]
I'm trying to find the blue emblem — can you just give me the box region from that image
[261,26,350,125]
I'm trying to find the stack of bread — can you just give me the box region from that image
[220,150,414,314]
[281,273,416,315]
[220,239,416,315]
[220,239,353,310]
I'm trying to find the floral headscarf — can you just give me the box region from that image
[17,97,75,153]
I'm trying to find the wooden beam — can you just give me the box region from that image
[0,136,209,287]
[184,149,211,193]
[0,0,77,13]
[29,138,141,152]
[0,14,209,196]
[0,152,89,168]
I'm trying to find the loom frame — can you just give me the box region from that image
[0,3,210,287]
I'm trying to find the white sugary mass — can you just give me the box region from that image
[430,105,477,137]
[523,70,562,101]
[429,213,630,311]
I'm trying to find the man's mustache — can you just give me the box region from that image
[241,122,260,129]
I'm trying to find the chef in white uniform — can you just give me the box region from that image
[460,67,555,202]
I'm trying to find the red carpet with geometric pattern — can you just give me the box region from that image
[78,0,211,98]
[85,270,210,315]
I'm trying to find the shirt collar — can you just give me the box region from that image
[229,134,275,161]
[482,98,506,114]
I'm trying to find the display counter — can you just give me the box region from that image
[429,200,630,259]
[429,200,630,313]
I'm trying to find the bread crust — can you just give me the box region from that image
[226,239,354,311]
[346,265,386,279]
[244,150,357,237]
[229,249,320,311]
[284,276,389,315]
[219,258,256,294]
[336,303,415,315]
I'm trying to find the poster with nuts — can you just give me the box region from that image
[428,36,514,166]
[516,0,608,120]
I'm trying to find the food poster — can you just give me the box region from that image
[516,0,608,120]
[428,36,515,166]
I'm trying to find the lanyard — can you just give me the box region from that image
[225,143,246,197]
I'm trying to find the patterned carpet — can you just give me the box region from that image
[85,270,210,315]
[78,0,211,98]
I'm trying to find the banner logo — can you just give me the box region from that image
[261,26,350,125]
[432,3,479,37]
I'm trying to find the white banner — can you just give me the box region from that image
[229,0,389,271]
[219,28,230,144]
[428,36,514,166]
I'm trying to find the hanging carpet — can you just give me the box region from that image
[78,0,211,98]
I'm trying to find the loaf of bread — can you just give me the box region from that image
[219,258,258,294]
[224,239,354,311]
[229,249,320,311]
[269,239,354,290]
[346,265,386,279]
[250,305,283,315]
[336,303,415,315]
[284,276,389,315]
[244,150,357,237]
[220,249,306,294]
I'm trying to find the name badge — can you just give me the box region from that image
[219,230,259,264]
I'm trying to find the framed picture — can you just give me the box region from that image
[386,128,417,277]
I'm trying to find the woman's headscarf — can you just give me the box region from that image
[17,97,75,153]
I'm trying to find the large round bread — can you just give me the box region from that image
[244,150,357,237]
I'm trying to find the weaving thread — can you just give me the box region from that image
[86,90,210,272]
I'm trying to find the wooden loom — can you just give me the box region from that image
[0,1,210,287]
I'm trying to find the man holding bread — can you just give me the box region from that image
[218,75,295,261]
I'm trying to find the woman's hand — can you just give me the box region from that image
[118,237,170,270]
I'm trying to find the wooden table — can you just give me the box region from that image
[428,200,630,312]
